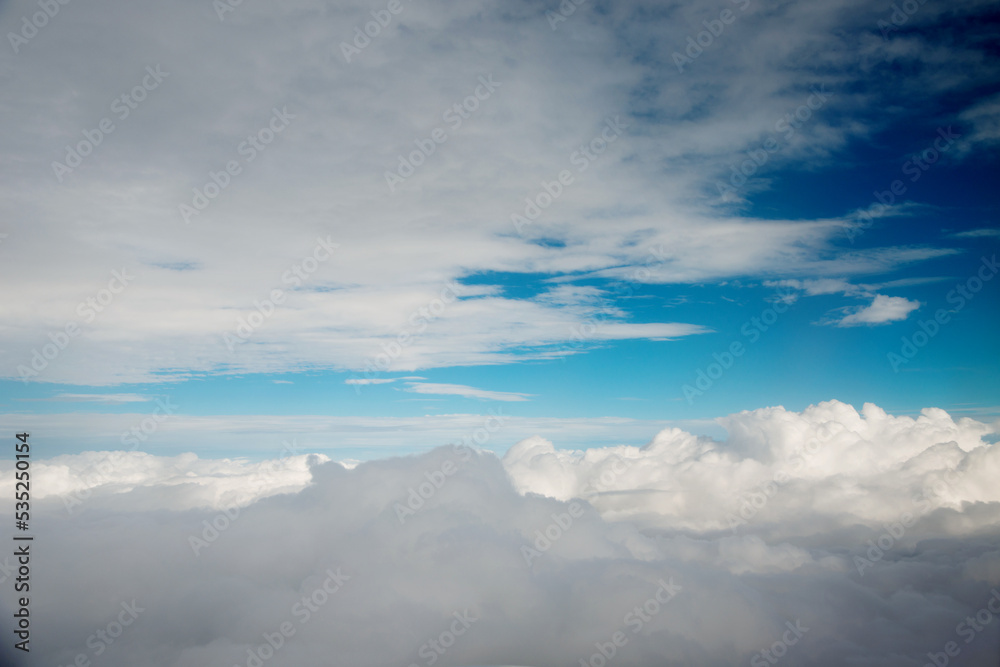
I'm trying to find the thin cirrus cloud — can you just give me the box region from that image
[344,376,426,386]
[949,228,1000,239]
[30,393,152,404]
[403,382,533,402]
[343,378,402,386]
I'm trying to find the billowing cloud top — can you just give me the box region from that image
[2,400,998,666]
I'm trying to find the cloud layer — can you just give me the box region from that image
[2,0,996,384]
[3,400,998,666]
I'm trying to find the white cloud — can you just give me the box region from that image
[581,322,711,341]
[502,400,998,530]
[0,0,989,385]
[769,279,928,327]
[958,91,1000,152]
[769,278,857,297]
[42,393,151,404]
[13,450,327,513]
[950,228,1000,239]
[2,400,997,666]
[835,294,921,326]
[404,382,532,402]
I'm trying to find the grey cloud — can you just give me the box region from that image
[2,401,998,665]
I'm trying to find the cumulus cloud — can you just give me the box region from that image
[13,450,328,514]
[502,400,998,532]
[769,278,925,327]
[835,294,921,326]
[3,400,999,666]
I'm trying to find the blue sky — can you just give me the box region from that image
[1,0,998,459]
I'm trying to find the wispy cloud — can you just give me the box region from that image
[0,0,990,385]
[344,376,426,386]
[34,393,152,404]
[404,382,532,402]
[949,228,1000,239]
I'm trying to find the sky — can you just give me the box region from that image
[0,0,998,460]
[1,0,1000,665]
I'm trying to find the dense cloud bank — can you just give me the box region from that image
[2,401,999,666]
